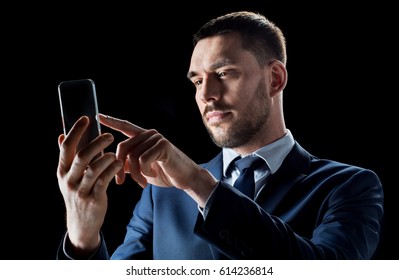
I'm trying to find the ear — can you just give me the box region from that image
[268,60,287,97]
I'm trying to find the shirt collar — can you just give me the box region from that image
[222,129,295,176]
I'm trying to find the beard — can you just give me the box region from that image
[202,77,270,149]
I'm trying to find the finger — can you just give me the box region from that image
[98,113,145,137]
[58,134,65,148]
[127,154,147,188]
[114,159,128,185]
[114,129,159,183]
[69,133,115,180]
[79,153,123,196]
[58,116,90,174]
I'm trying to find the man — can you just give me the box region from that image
[56,11,384,259]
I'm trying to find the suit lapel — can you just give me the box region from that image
[202,151,224,180]
[256,142,310,213]
[200,143,311,259]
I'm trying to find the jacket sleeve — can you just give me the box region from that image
[194,169,384,259]
[56,231,110,260]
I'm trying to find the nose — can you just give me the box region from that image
[197,76,221,104]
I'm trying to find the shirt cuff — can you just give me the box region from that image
[62,231,102,260]
[197,180,220,219]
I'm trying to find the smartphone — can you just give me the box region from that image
[58,78,102,155]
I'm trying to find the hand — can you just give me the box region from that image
[99,114,218,207]
[57,116,123,255]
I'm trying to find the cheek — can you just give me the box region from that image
[195,94,205,112]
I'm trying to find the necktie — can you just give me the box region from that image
[233,156,263,199]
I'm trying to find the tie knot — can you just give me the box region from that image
[234,156,263,172]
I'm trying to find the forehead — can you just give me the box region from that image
[189,32,256,73]
[194,32,243,55]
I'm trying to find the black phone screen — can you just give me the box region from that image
[58,79,101,152]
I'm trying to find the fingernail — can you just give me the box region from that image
[103,133,114,141]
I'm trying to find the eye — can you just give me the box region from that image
[218,72,226,78]
[193,79,202,86]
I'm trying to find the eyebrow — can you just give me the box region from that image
[186,59,233,79]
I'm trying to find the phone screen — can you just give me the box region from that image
[58,79,101,153]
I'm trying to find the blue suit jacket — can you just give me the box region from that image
[58,142,384,259]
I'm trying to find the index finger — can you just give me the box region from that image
[98,113,145,137]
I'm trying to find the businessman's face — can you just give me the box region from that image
[188,32,273,152]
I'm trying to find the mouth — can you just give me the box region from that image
[205,111,231,124]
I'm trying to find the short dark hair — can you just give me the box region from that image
[193,11,287,66]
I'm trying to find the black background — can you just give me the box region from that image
[1,2,396,259]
